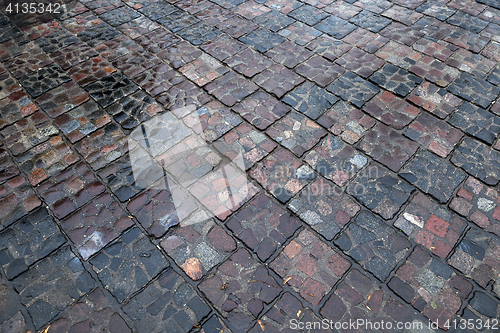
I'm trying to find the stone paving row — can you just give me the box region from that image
[3,0,500,332]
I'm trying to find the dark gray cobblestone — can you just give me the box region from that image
[123,268,209,333]
[335,211,411,281]
[3,1,500,330]
[89,227,168,303]
[13,246,96,330]
[451,137,500,186]
[399,149,467,204]
[346,164,415,219]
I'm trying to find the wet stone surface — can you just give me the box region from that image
[318,100,376,144]
[224,47,273,78]
[305,35,352,61]
[160,218,236,280]
[335,47,385,78]
[204,71,258,106]
[326,71,380,108]
[407,81,463,119]
[198,248,282,331]
[266,111,327,157]
[321,268,431,328]
[0,207,65,280]
[47,287,132,333]
[227,193,301,261]
[0,174,41,231]
[335,211,411,281]
[304,135,366,186]
[61,193,134,260]
[278,21,323,46]
[369,64,423,97]
[294,55,345,87]
[404,112,464,158]
[89,227,168,303]
[447,101,500,145]
[395,192,467,258]
[270,229,351,306]
[265,40,314,69]
[36,81,90,118]
[13,246,96,330]
[232,91,290,130]
[288,177,360,240]
[389,247,472,328]
[15,136,80,186]
[450,176,500,238]
[349,10,391,33]
[282,81,339,120]
[446,47,496,79]
[17,64,72,98]
[123,268,210,333]
[4,43,53,79]
[314,15,357,39]
[250,147,315,203]
[399,149,467,204]
[214,123,277,170]
[451,137,500,186]
[359,123,419,172]
[363,90,420,129]
[252,63,305,98]
[448,228,500,298]
[347,164,415,220]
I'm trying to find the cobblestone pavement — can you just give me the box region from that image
[2,0,500,332]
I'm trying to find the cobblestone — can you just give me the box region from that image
[335,211,411,281]
[448,228,500,298]
[250,147,315,203]
[394,192,467,258]
[0,207,65,280]
[318,100,376,144]
[48,287,131,333]
[204,71,258,106]
[123,268,210,333]
[225,47,273,78]
[363,90,420,129]
[335,47,385,78]
[288,177,360,239]
[89,227,168,303]
[13,246,96,330]
[359,123,419,172]
[266,111,327,157]
[314,15,357,39]
[400,149,466,204]
[282,81,339,119]
[404,112,463,157]
[369,63,423,97]
[160,218,235,280]
[304,135,366,186]
[450,176,500,237]
[271,229,351,306]
[227,193,300,260]
[214,123,277,170]
[232,91,290,130]
[347,164,415,219]
[326,71,380,107]
[448,101,500,145]
[305,35,352,61]
[3,1,500,330]
[451,137,500,186]
[389,247,472,327]
[36,81,90,118]
[265,41,313,69]
[253,63,304,98]
[407,81,463,119]
[198,248,281,331]
[349,10,391,33]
